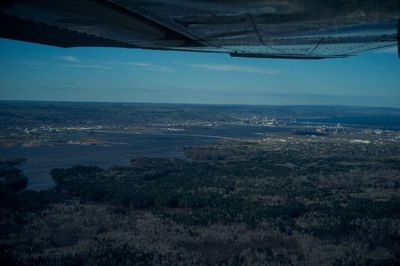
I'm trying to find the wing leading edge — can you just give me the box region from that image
[0,0,399,59]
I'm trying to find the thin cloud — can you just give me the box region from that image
[129,62,176,72]
[20,60,46,69]
[56,63,111,69]
[130,62,153,67]
[58,55,79,62]
[155,67,176,73]
[20,59,109,70]
[19,58,174,71]
[177,62,279,75]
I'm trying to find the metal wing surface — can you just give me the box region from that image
[1,0,399,59]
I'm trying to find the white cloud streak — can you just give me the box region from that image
[176,62,279,75]
[58,55,79,62]
[20,60,46,69]
[130,62,153,67]
[56,63,111,69]
[129,62,176,72]
[20,58,176,72]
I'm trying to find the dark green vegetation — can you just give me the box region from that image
[1,135,400,265]
[0,158,27,191]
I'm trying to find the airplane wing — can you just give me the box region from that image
[1,0,399,59]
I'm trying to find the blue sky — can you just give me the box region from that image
[0,38,399,107]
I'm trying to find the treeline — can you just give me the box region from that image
[50,153,400,238]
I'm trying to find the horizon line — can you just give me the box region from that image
[1,99,400,110]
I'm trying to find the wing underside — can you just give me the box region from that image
[0,0,399,59]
